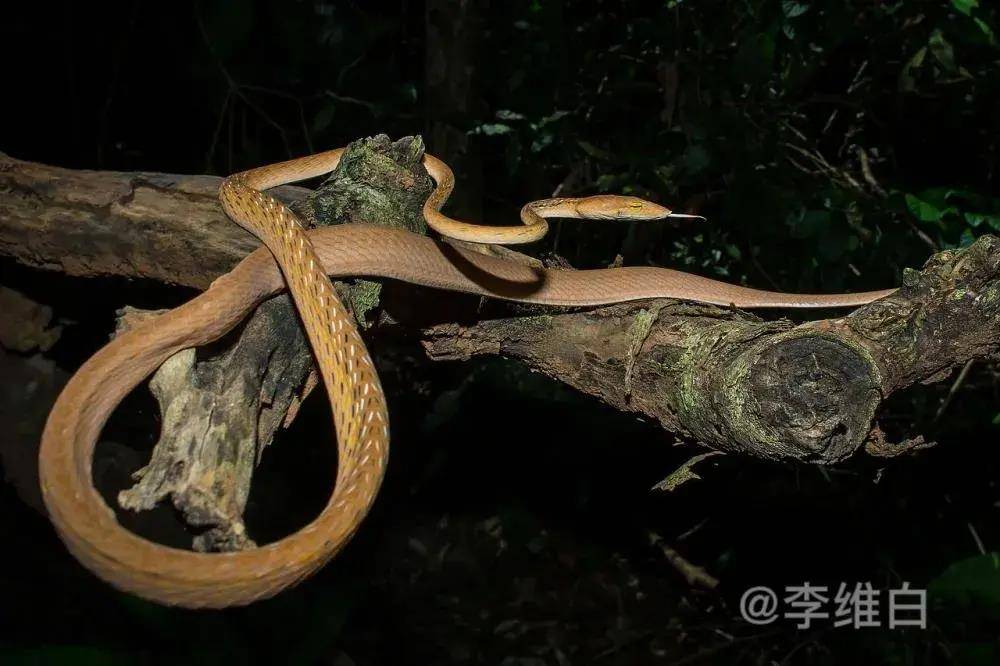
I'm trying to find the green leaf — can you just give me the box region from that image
[905,194,942,222]
[973,17,996,43]
[929,552,1000,617]
[782,1,809,18]
[471,123,514,136]
[905,193,946,223]
[495,109,525,121]
[963,212,1000,231]
[537,109,570,127]
[530,133,553,153]
[952,0,979,16]
[928,29,957,72]
[964,212,986,228]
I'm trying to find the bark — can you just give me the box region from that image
[114,135,433,551]
[112,298,314,551]
[2,139,998,550]
[0,151,305,289]
[423,237,1000,464]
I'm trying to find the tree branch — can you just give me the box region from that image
[423,235,1000,463]
[0,150,305,288]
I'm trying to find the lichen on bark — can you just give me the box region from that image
[303,134,434,327]
[116,135,434,551]
[424,234,1000,464]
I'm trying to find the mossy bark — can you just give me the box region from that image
[423,235,1000,463]
[117,135,432,551]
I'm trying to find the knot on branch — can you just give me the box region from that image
[739,334,881,462]
[674,322,880,463]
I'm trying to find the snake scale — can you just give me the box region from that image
[38,147,896,608]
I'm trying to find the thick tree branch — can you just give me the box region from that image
[422,239,1000,463]
[0,150,304,288]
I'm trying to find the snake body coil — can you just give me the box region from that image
[39,148,896,608]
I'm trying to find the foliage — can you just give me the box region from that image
[465,0,1000,290]
[181,0,999,289]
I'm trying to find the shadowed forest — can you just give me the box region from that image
[2,1,1000,664]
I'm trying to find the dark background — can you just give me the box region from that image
[2,1,1000,664]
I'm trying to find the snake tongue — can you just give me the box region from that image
[666,213,707,222]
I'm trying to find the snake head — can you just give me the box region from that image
[574,195,702,221]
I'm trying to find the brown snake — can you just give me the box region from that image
[39,147,896,608]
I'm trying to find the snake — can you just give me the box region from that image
[38,147,897,608]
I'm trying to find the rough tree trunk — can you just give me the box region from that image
[2,140,999,550]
